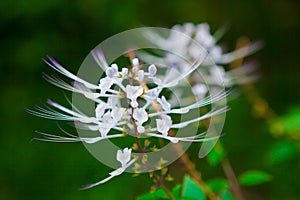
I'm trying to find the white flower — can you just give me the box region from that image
[210,65,226,84]
[111,107,126,122]
[133,108,148,133]
[99,64,128,94]
[106,64,118,78]
[148,64,157,76]
[132,58,139,69]
[116,147,132,168]
[139,22,262,89]
[144,88,160,100]
[137,70,144,81]
[126,85,143,107]
[121,68,128,78]
[29,23,250,189]
[194,23,216,48]
[95,102,107,120]
[192,84,208,100]
[30,52,229,145]
[29,51,230,145]
[99,77,114,95]
[80,147,135,190]
[107,96,120,108]
[157,96,171,111]
[156,115,172,136]
[99,111,115,137]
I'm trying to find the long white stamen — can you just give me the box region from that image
[44,56,100,90]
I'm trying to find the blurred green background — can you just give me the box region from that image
[1,0,300,199]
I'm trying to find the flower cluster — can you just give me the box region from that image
[27,22,259,189]
[139,22,262,100]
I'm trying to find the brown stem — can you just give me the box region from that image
[221,158,245,200]
[152,172,175,199]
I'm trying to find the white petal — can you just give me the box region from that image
[210,46,223,62]
[117,148,132,167]
[106,68,114,78]
[195,23,215,48]
[126,85,143,98]
[137,126,145,133]
[107,96,121,108]
[133,108,148,125]
[144,88,160,101]
[99,112,115,136]
[111,64,118,74]
[111,107,126,122]
[95,102,107,120]
[132,58,139,69]
[148,64,157,76]
[121,68,128,78]
[157,96,171,111]
[156,115,172,136]
[192,84,208,100]
[126,85,143,107]
[138,70,144,81]
[99,127,110,137]
[99,77,114,94]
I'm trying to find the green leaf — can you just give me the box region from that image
[206,178,229,193]
[207,142,225,166]
[266,141,299,165]
[219,189,235,200]
[238,170,272,186]
[137,189,169,200]
[181,175,205,200]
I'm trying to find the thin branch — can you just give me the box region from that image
[221,158,245,200]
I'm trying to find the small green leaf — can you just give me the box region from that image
[182,175,205,200]
[137,189,169,200]
[206,178,229,193]
[207,142,225,166]
[238,170,272,186]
